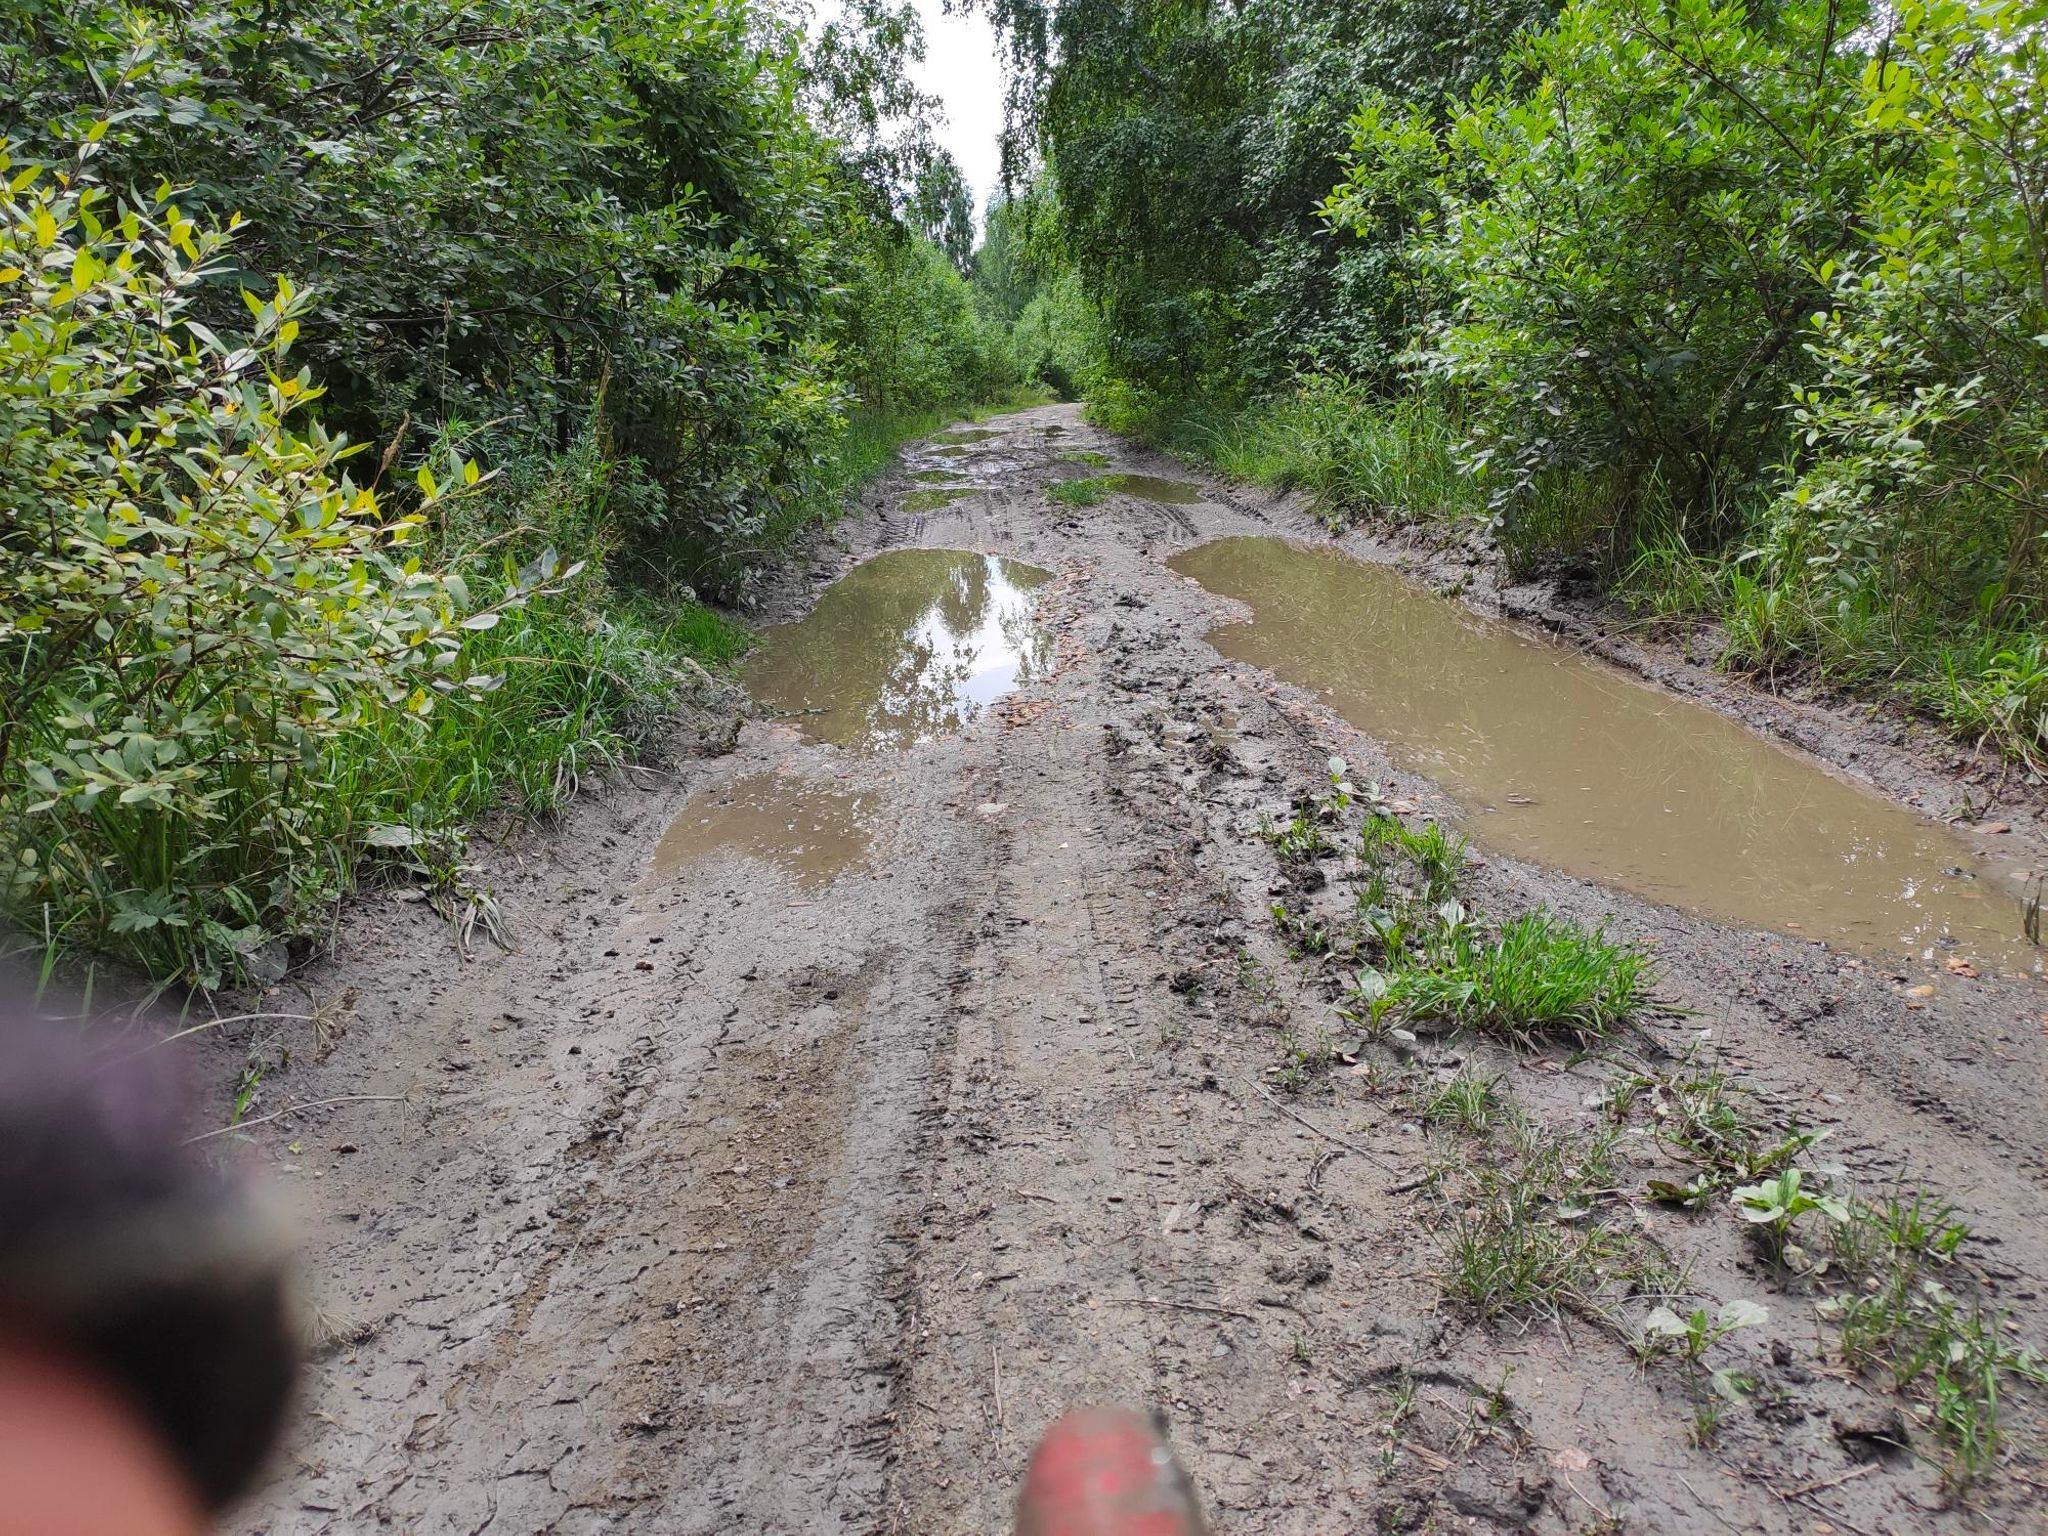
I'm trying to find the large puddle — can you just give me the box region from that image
[650,774,871,890]
[1171,537,2037,973]
[742,549,1053,750]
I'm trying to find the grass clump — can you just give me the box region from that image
[1420,1072,1505,1136]
[1371,909,1650,1045]
[1093,378,1480,531]
[1439,1123,1656,1320]
[1050,475,1111,506]
[1260,759,1654,1046]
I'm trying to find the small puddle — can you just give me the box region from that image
[1100,474,1206,504]
[909,469,968,484]
[1171,536,2038,973]
[933,428,1001,445]
[650,774,871,890]
[742,549,1054,750]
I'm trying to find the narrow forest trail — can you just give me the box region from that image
[230,404,2048,1535]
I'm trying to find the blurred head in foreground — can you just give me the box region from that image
[0,1005,296,1534]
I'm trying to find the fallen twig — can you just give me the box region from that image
[1780,1465,1876,1500]
[1105,1295,1256,1322]
[991,1345,1006,1458]
[185,1093,411,1143]
[1249,1083,1394,1169]
[145,1011,321,1050]
[1675,1474,1744,1534]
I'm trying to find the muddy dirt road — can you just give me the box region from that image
[225,405,2048,1534]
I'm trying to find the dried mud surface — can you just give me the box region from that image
[212,404,2048,1534]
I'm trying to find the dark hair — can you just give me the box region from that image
[0,1007,297,1509]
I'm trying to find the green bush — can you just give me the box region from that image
[0,153,501,980]
[0,149,744,983]
[1321,0,2048,756]
[1747,0,2047,698]
[1329,0,1879,547]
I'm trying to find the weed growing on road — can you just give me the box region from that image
[1260,761,1653,1047]
[1420,1073,1505,1136]
[1272,1028,1340,1092]
[1731,1168,1849,1266]
[1373,910,1651,1045]
[1050,476,1110,506]
[1438,1123,1663,1322]
[1820,1185,2045,1487]
[1260,803,1335,865]
[1634,1297,1769,1445]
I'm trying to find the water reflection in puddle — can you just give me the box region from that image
[651,774,871,890]
[1171,536,2037,972]
[933,428,1002,445]
[742,549,1054,750]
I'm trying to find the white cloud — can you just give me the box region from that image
[906,0,1007,229]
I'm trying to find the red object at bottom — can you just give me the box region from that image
[1014,1409,1207,1536]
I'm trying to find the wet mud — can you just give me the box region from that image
[213,403,2048,1536]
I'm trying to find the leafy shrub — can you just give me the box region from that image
[836,233,1016,414]
[1329,0,1878,548]
[1322,0,2048,756]
[0,150,512,981]
[1747,0,2047,704]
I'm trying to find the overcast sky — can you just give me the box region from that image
[905,0,1007,229]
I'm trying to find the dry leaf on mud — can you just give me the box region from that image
[1943,956,1978,977]
[1550,1447,1593,1472]
[1905,984,1937,998]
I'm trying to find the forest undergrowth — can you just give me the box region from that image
[0,0,1029,986]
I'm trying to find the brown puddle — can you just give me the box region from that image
[1171,536,2039,974]
[742,549,1054,751]
[909,470,968,484]
[650,773,872,890]
[1101,474,1206,504]
[932,428,1002,445]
